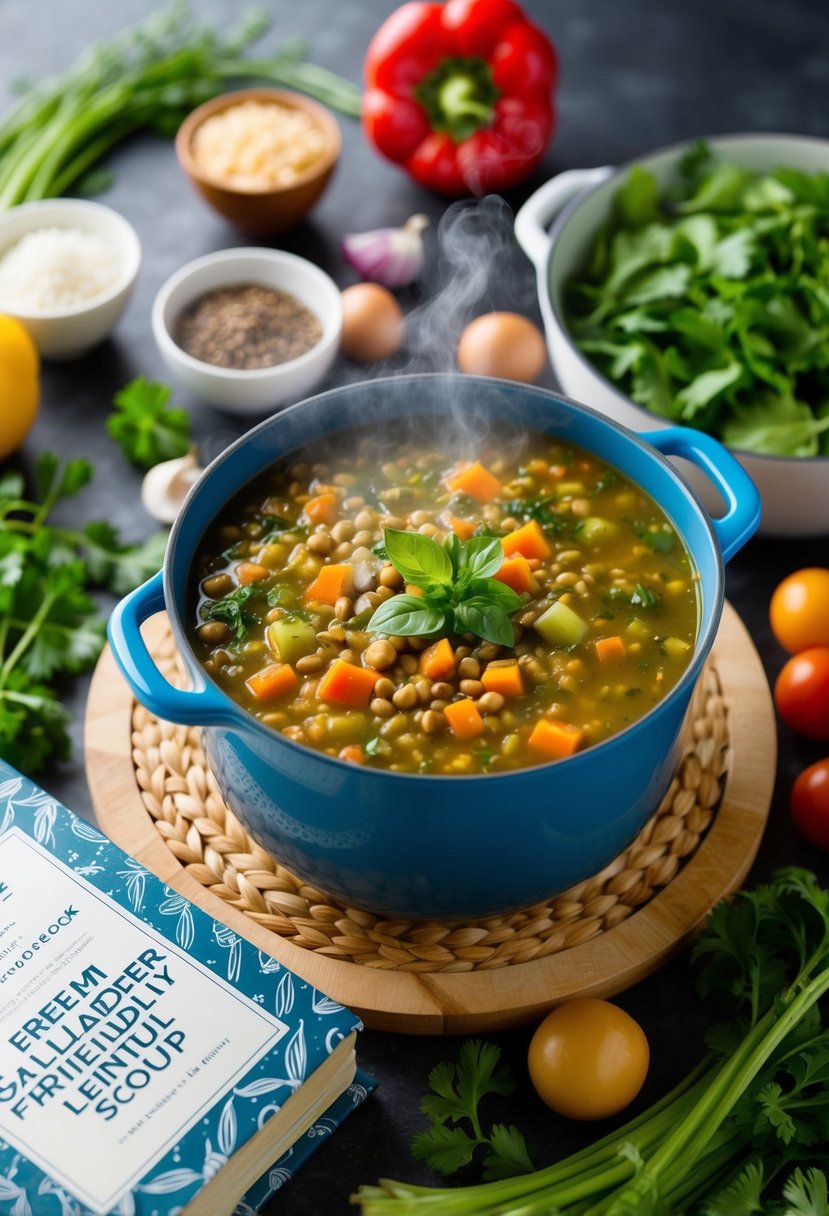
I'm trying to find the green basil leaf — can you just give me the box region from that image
[472,578,523,614]
[460,535,504,580]
[443,532,462,575]
[383,528,452,588]
[367,594,445,638]
[454,599,515,647]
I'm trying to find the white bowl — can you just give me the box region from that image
[151,247,343,413]
[515,133,829,537]
[0,199,141,359]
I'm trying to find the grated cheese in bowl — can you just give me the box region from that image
[191,99,329,190]
[0,227,121,312]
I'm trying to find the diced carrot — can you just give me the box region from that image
[494,553,533,594]
[245,663,299,702]
[481,661,524,698]
[549,465,567,478]
[528,718,584,760]
[406,583,424,597]
[501,519,552,561]
[304,492,339,526]
[444,698,485,740]
[338,744,365,764]
[317,659,378,708]
[444,513,476,541]
[236,561,270,585]
[446,461,502,503]
[595,635,626,664]
[304,563,353,605]
[419,637,456,680]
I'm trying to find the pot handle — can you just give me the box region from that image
[643,427,762,563]
[514,167,614,268]
[107,571,237,726]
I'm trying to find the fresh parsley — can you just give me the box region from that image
[367,529,522,647]
[0,455,167,773]
[107,377,192,469]
[411,1041,534,1182]
[566,146,829,457]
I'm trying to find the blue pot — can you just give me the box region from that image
[108,375,760,920]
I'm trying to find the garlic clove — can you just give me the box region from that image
[342,213,429,290]
[141,447,203,524]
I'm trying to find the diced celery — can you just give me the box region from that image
[267,616,317,666]
[534,601,589,646]
[578,516,619,546]
[663,635,692,658]
[554,481,585,498]
[626,617,651,640]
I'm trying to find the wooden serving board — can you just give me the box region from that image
[85,601,775,1034]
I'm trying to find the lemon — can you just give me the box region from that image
[0,316,39,460]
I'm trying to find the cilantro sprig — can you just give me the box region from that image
[411,1041,534,1182]
[355,869,829,1215]
[367,529,522,646]
[107,377,191,470]
[0,455,167,774]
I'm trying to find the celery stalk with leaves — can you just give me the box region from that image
[0,1,361,208]
[355,868,829,1215]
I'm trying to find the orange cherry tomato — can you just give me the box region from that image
[527,998,649,1120]
[774,647,829,740]
[790,759,829,851]
[770,568,829,654]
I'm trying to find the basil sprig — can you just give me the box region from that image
[367,529,523,647]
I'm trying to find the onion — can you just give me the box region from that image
[342,214,429,289]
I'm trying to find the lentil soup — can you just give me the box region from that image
[189,428,699,774]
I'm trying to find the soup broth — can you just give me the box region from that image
[189,427,699,774]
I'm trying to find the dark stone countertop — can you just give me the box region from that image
[1,1,828,1212]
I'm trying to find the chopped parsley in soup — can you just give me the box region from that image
[189,428,699,774]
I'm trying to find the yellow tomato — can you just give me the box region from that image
[0,315,39,460]
[770,568,829,654]
[528,998,650,1120]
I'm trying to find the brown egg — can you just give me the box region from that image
[340,283,404,362]
[458,312,547,383]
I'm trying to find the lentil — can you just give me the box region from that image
[190,428,697,775]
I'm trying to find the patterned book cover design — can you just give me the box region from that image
[0,761,363,1216]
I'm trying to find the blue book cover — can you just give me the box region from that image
[0,759,368,1216]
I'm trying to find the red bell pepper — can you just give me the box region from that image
[363,0,557,197]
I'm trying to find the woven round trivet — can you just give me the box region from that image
[86,602,776,1033]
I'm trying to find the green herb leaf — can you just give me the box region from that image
[107,378,192,470]
[383,528,453,589]
[703,1159,766,1215]
[782,1167,829,1216]
[459,536,504,581]
[79,523,168,596]
[454,598,514,647]
[631,582,660,608]
[202,583,265,642]
[367,595,445,638]
[411,1124,480,1175]
[481,1124,536,1182]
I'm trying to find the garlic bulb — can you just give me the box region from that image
[342,213,429,289]
[141,447,202,524]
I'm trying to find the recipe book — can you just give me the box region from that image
[0,758,372,1216]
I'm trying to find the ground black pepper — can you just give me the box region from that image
[175,283,323,370]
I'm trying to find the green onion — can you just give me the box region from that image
[0,2,361,209]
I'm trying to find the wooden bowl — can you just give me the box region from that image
[175,88,341,237]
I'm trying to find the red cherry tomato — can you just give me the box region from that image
[774,647,829,740]
[790,759,829,851]
[770,568,829,654]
